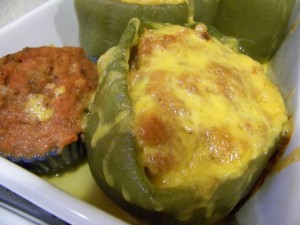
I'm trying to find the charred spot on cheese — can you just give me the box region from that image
[136,111,171,147]
[0,46,98,158]
[128,24,288,191]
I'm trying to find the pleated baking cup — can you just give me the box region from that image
[2,136,87,175]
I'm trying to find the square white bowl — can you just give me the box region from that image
[0,0,299,224]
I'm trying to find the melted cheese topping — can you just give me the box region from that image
[128,25,288,194]
[25,94,54,122]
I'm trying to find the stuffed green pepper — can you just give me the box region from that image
[74,0,219,58]
[74,0,295,62]
[85,18,289,224]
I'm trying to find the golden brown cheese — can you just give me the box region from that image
[0,47,98,158]
[128,25,288,195]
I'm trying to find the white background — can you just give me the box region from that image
[0,0,50,29]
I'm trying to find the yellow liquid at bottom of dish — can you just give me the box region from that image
[43,161,239,225]
[43,162,143,225]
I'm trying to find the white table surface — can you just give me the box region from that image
[0,0,50,29]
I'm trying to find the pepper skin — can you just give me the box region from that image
[74,0,295,62]
[213,0,296,62]
[74,0,219,58]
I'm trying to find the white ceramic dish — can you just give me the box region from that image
[0,0,299,224]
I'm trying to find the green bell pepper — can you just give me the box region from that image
[213,0,296,62]
[85,18,288,224]
[74,0,219,58]
[74,0,295,62]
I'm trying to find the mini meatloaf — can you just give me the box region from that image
[0,46,98,172]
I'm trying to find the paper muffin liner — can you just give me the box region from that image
[3,135,87,175]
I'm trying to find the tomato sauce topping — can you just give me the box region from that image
[0,47,98,158]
